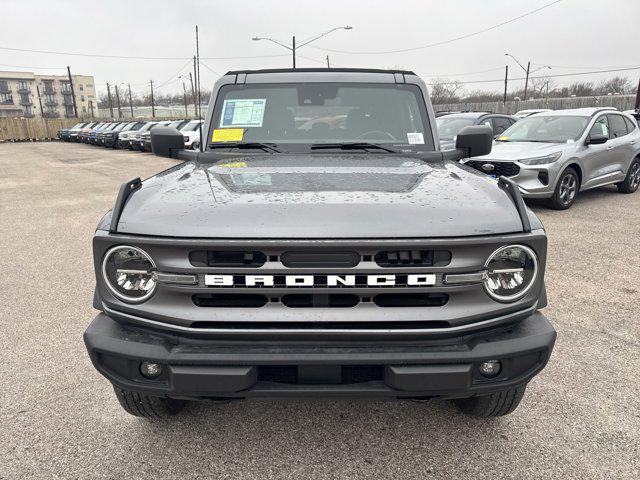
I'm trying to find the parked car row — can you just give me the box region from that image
[57,119,204,151]
[458,107,640,209]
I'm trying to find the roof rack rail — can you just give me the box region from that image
[109,177,142,233]
[590,107,617,116]
[498,176,531,233]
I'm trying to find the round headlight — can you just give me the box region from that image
[483,245,538,302]
[102,246,156,303]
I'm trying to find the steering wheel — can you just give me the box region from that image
[356,130,397,141]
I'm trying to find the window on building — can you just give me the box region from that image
[18,81,30,91]
[1,92,12,104]
[61,82,71,93]
[79,84,84,91]
[81,95,85,102]
[20,93,30,104]
[0,80,9,92]
[65,104,75,116]
[45,94,55,104]
[82,106,87,113]
[46,105,56,114]
[43,80,54,94]
[24,105,33,115]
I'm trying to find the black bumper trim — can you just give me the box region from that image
[84,312,556,399]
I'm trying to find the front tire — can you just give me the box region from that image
[617,158,640,193]
[113,387,187,418]
[547,167,579,210]
[453,385,527,417]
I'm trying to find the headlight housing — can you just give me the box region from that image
[519,151,562,166]
[102,246,156,303]
[483,245,538,302]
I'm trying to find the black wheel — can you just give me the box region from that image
[548,167,579,210]
[617,158,640,193]
[453,385,527,417]
[113,386,187,418]
[192,141,199,150]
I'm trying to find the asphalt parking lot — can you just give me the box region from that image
[1,142,638,479]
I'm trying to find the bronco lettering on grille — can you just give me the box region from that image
[204,274,437,287]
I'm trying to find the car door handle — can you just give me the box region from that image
[630,140,637,145]
[606,146,614,150]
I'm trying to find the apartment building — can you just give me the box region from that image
[0,70,98,118]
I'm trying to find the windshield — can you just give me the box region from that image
[209,83,433,151]
[498,115,589,143]
[436,117,476,140]
[138,122,156,132]
[181,120,201,132]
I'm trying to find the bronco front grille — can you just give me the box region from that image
[466,160,520,177]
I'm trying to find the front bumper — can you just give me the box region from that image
[84,312,556,400]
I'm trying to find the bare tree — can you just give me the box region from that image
[594,76,632,95]
[528,77,555,99]
[429,78,464,104]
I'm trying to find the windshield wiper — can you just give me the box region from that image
[310,142,399,153]
[208,142,281,153]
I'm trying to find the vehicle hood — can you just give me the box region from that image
[474,141,572,161]
[116,154,529,238]
[439,139,457,151]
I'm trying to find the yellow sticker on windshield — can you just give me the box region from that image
[497,136,509,141]
[212,128,244,142]
[218,161,247,168]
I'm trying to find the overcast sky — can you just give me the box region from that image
[2,0,638,98]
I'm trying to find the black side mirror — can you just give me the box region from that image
[586,133,608,145]
[455,125,493,157]
[151,126,184,158]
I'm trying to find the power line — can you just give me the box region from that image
[0,63,66,70]
[422,67,506,78]
[308,0,563,55]
[0,45,290,61]
[425,65,640,86]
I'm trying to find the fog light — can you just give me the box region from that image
[479,360,502,378]
[140,362,162,379]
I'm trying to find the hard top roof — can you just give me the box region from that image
[225,67,416,75]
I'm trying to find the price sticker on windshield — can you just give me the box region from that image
[212,128,244,142]
[407,132,424,144]
[220,99,266,128]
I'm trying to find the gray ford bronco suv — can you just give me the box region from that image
[84,68,556,419]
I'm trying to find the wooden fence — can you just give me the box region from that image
[434,95,636,115]
[0,118,83,142]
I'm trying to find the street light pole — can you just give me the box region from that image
[252,26,352,69]
[292,36,296,69]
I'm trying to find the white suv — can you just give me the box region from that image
[180,120,204,150]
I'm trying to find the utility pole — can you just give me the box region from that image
[503,65,508,105]
[106,82,114,118]
[292,35,296,68]
[128,83,134,117]
[89,100,95,119]
[36,84,44,117]
[523,61,531,101]
[195,25,203,152]
[326,55,330,68]
[182,82,188,116]
[150,80,155,118]
[192,58,198,117]
[545,80,550,107]
[635,77,640,111]
[115,84,122,118]
[66,66,78,117]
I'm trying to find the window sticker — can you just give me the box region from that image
[212,128,244,142]
[497,136,509,141]
[220,98,266,128]
[407,132,424,144]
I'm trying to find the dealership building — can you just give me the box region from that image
[0,70,98,118]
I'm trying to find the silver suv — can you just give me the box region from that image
[464,108,640,209]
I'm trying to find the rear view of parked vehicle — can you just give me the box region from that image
[465,108,640,209]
